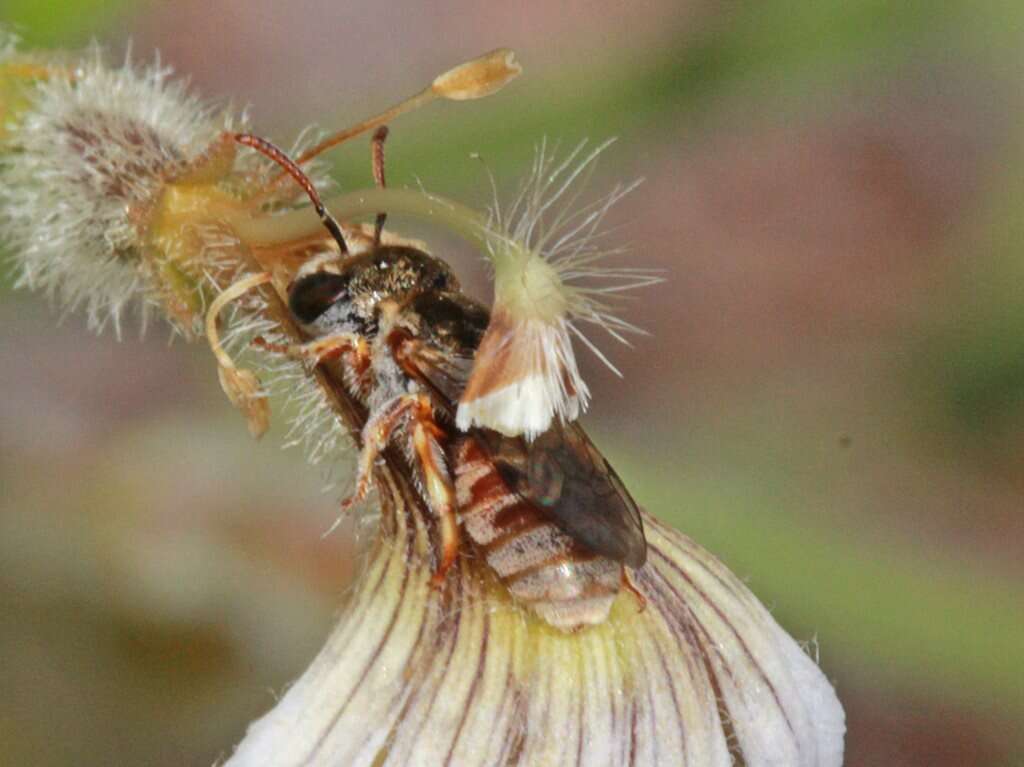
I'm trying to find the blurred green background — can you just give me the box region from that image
[2,1,1023,765]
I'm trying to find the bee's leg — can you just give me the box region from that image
[340,393,426,512]
[409,410,459,587]
[622,568,647,613]
[348,392,459,585]
[253,333,368,367]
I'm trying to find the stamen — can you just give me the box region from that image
[205,271,272,370]
[205,272,273,438]
[290,48,520,168]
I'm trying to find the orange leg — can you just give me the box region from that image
[622,569,648,613]
[254,332,372,401]
[412,416,459,587]
[345,393,459,586]
[342,395,422,512]
[253,333,366,367]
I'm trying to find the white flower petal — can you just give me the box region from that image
[227,493,844,767]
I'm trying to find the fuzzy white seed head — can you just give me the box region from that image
[0,44,242,335]
[457,138,659,438]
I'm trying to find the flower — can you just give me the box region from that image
[226,488,845,766]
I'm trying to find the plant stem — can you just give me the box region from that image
[232,187,493,253]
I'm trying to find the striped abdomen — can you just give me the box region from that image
[454,436,623,631]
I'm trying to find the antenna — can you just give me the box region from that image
[371,126,389,246]
[233,133,349,255]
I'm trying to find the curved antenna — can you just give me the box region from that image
[233,133,349,255]
[371,126,389,246]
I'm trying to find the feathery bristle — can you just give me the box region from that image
[458,139,659,437]
[500,138,660,354]
[0,43,243,335]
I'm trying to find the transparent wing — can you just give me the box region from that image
[392,292,646,567]
[473,424,647,568]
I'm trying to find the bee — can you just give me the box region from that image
[240,131,646,631]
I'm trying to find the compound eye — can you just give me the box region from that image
[288,272,349,324]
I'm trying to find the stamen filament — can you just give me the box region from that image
[231,187,498,256]
[206,272,273,370]
[294,89,437,167]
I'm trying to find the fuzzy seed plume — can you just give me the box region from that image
[0,43,246,335]
[458,138,660,438]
